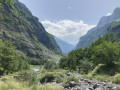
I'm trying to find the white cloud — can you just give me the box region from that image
[42,20,96,45]
[106,13,111,16]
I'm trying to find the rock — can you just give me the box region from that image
[93,83,100,89]
[112,87,117,90]
[40,76,55,84]
[64,81,79,89]
[70,81,77,87]
[89,87,93,90]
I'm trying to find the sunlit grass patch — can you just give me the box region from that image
[33,83,64,90]
[0,76,29,90]
[112,73,120,84]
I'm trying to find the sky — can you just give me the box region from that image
[19,0,120,45]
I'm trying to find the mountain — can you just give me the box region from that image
[76,7,120,49]
[54,36,75,53]
[108,23,120,39]
[0,0,62,59]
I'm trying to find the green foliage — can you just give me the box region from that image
[0,75,63,90]
[59,32,120,75]
[17,71,38,85]
[0,76,29,90]
[78,58,93,74]
[91,41,120,66]
[44,61,58,71]
[0,0,16,5]
[59,56,69,69]
[0,40,29,75]
[32,83,63,90]
[0,40,18,73]
[68,75,79,83]
[112,73,120,84]
[0,0,62,61]
[55,76,62,83]
[90,32,116,47]
[29,58,47,65]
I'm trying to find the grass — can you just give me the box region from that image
[0,76,29,90]
[0,75,64,90]
[84,63,120,82]
[39,69,68,81]
[30,65,43,69]
[48,54,62,61]
[32,84,64,90]
[112,73,120,84]
[39,69,68,76]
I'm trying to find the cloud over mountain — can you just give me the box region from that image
[42,20,96,45]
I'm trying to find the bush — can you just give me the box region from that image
[78,58,93,74]
[91,64,120,76]
[112,73,120,84]
[17,71,38,85]
[44,61,58,71]
[29,58,47,65]
[0,40,30,74]
[55,76,62,83]
[1,76,10,82]
[91,41,120,66]
[68,75,79,83]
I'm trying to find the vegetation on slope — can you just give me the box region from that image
[0,0,62,63]
[76,8,120,49]
[0,39,29,75]
[60,32,120,76]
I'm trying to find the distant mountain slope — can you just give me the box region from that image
[76,7,120,49]
[0,0,62,59]
[108,23,120,39]
[54,36,75,53]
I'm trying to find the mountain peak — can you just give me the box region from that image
[76,7,120,49]
[97,7,120,27]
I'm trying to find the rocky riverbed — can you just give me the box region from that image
[64,78,120,90]
[63,73,120,90]
[31,67,120,90]
[40,72,120,90]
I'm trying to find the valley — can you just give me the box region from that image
[0,0,120,90]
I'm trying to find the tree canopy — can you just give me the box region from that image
[59,32,120,73]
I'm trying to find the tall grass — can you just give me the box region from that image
[112,73,120,84]
[0,76,29,90]
[0,75,64,90]
[32,84,64,90]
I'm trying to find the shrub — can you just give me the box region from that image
[17,71,38,85]
[112,73,120,84]
[44,61,58,71]
[55,76,62,83]
[68,75,79,83]
[91,41,120,66]
[1,76,10,82]
[78,58,93,74]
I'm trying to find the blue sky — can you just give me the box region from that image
[19,0,120,45]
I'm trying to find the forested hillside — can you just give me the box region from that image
[0,0,62,60]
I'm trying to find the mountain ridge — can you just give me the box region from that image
[0,0,62,59]
[76,7,120,49]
